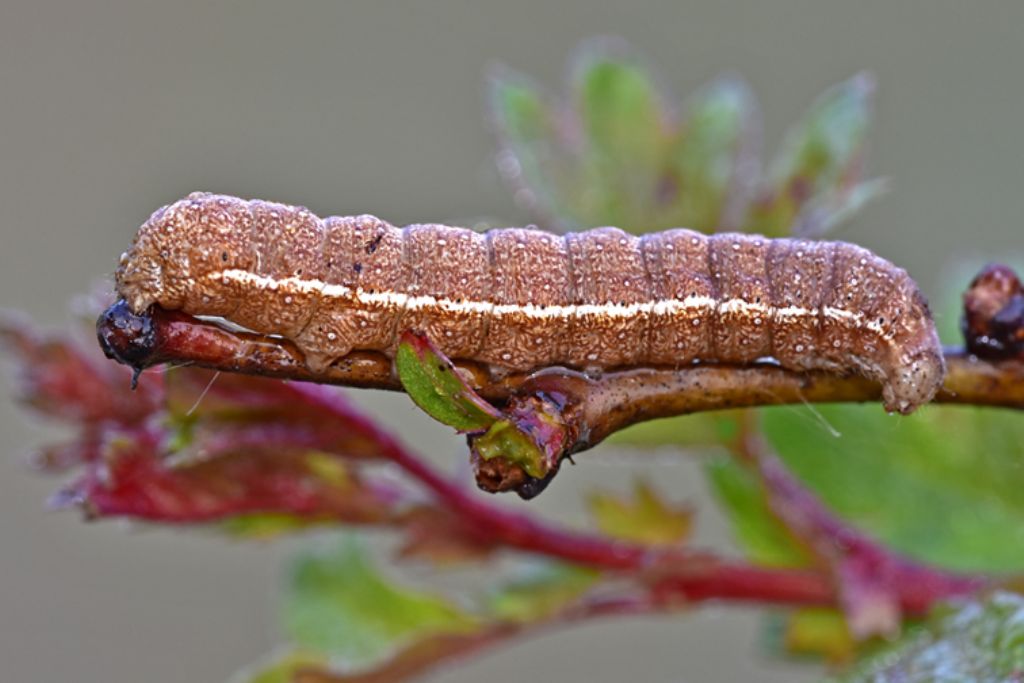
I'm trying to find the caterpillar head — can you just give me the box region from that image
[882,286,946,414]
[115,192,256,316]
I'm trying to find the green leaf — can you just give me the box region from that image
[671,76,758,231]
[488,68,570,225]
[572,41,668,229]
[767,607,857,664]
[397,332,553,479]
[576,52,662,159]
[489,70,549,162]
[837,591,1024,683]
[220,512,326,539]
[229,650,328,683]
[803,177,888,238]
[489,43,883,236]
[395,332,499,432]
[487,560,601,623]
[705,456,812,568]
[284,537,479,669]
[586,479,693,546]
[751,72,875,236]
[471,418,550,479]
[762,404,1024,572]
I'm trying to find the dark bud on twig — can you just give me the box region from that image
[96,300,158,387]
[962,264,1024,360]
[515,471,559,499]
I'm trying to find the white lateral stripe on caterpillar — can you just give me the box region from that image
[211,269,886,336]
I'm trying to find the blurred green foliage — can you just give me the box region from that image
[283,538,479,670]
[706,456,811,568]
[486,561,600,623]
[585,479,694,546]
[763,404,1024,573]
[837,592,1024,682]
[490,38,882,237]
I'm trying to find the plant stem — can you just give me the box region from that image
[98,303,1024,434]
[291,381,983,615]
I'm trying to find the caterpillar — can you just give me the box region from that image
[115,192,945,413]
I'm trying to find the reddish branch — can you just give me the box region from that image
[285,381,982,615]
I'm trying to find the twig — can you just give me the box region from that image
[98,302,1024,432]
[95,293,1024,494]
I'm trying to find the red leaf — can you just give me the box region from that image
[59,430,404,524]
[0,312,161,425]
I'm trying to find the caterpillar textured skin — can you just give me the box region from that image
[115,192,945,413]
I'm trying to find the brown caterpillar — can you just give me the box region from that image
[115,192,945,413]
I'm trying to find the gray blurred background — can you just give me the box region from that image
[1,2,1022,681]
